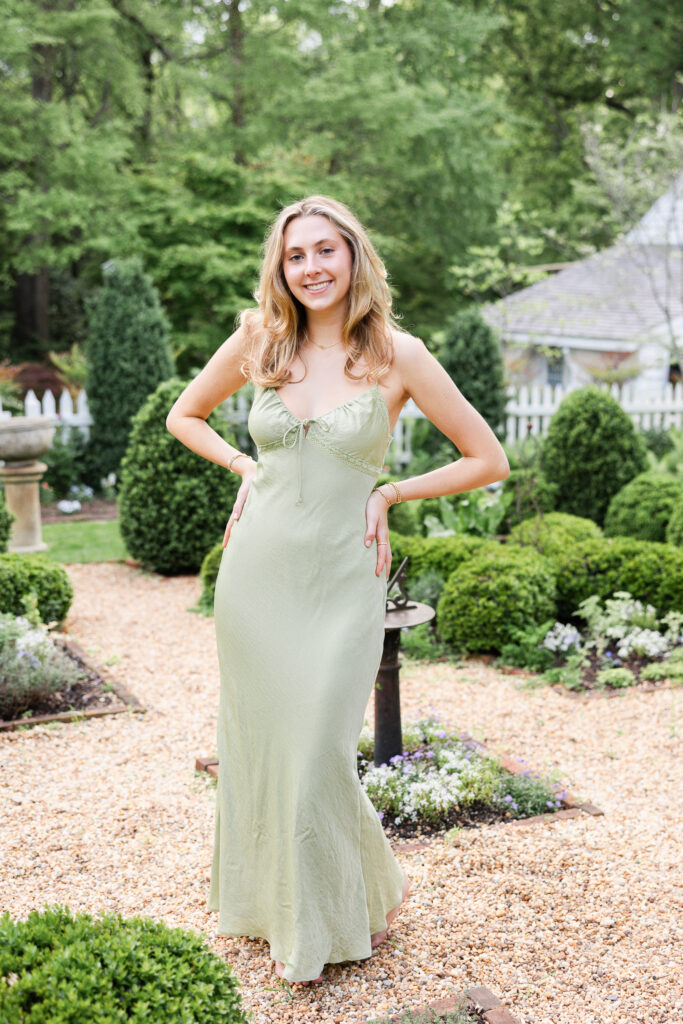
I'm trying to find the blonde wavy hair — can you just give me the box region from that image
[239,195,400,387]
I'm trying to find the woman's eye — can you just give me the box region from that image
[321,247,334,255]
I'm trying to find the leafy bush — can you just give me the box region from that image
[86,257,174,482]
[0,904,248,1024]
[551,537,683,620]
[497,620,558,672]
[603,472,683,542]
[0,554,73,624]
[0,610,83,720]
[437,546,557,653]
[407,567,446,609]
[667,500,683,547]
[639,426,676,460]
[389,531,494,589]
[199,541,224,614]
[595,666,635,688]
[119,379,240,575]
[508,512,603,557]
[501,466,558,531]
[422,489,508,538]
[438,307,507,438]
[42,424,90,500]
[540,387,648,525]
[0,489,14,552]
[400,622,452,662]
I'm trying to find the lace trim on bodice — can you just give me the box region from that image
[254,386,391,505]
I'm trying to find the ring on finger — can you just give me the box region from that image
[377,541,389,546]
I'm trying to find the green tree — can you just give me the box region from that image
[85,258,174,484]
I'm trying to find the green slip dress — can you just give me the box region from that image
[207,381,406,983]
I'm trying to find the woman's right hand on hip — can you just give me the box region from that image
[223,460,257,547]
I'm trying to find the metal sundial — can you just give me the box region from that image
[385,556,416,613]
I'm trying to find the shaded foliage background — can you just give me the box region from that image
[1,0,680,372]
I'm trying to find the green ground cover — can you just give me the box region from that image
[42,519,127,564]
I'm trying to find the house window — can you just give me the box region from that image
[546,350,564,387]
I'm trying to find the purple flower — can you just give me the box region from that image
[546,801,554,808]
[503,795,513,803]
[377,811,384,821]
[425,751,435,759]
[434,730,447,739]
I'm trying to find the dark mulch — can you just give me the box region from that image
[381,801,525,842]
[0,639,126,726]
[40,498,119,524]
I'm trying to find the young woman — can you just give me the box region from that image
[166,195,509,986]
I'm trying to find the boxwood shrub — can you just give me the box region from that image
[508,512,602,557]
[0,904,249,1024]
[199,541,224,614]
[0,489,13,553]
[0,554,73,624]
[603,471,683,543]
[540,387,648,525]
[389,531,495,588]
[667,500,683,547]
[118,378,240,575]
[552,537,683,619]
[436,546,557,653]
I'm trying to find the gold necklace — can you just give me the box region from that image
[308,338,343,351]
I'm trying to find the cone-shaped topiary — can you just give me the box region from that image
[603,471,683,543]
[85,257,174,484]
[438,307,507,439]
[118,378,240,575]
[0,904,249,1023]
[540,387,648,526]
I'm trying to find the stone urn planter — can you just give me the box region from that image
[0,416,55,553]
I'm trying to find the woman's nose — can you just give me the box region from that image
[304,253,320,276]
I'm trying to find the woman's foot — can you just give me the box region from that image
[371,871,411,949]
[273,961,323,985]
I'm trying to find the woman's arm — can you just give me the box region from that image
[365,332,510,579]
[165,326,254,475]
[381,331,510,501]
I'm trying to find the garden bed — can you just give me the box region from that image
[40,497,119,523]
[0,634,144,730]
[368,985,521,1024]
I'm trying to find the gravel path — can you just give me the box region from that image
[1,563,681,1024]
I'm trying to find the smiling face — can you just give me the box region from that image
[282,214,353,318]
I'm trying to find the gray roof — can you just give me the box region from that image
[482,242,682,343]
[483,176,683,345]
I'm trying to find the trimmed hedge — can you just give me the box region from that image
[0,904,248,1023]
[508,512,602,557]
[118,378,240,575]
[0,554,73,624]
[552,537,683,619]
[0,489,13,552]
[389,531,495,587]
[603,471,683,543]
[540,387,648,525]
[436,547,557,653]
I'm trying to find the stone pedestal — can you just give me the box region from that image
[0,460,49,553]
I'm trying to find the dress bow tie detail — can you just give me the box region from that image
[282,418,332,505]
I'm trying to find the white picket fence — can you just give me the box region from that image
[2,381,682,465]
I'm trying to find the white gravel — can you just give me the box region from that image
[1,562,681,1024]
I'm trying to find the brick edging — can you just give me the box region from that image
[366,984,522,1023]
[0,635,145,732]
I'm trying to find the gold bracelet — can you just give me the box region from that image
[227,452,248,472]
[388,481,403,504]
[374,486,392,507]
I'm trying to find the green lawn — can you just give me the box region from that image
[41,518,128,563]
